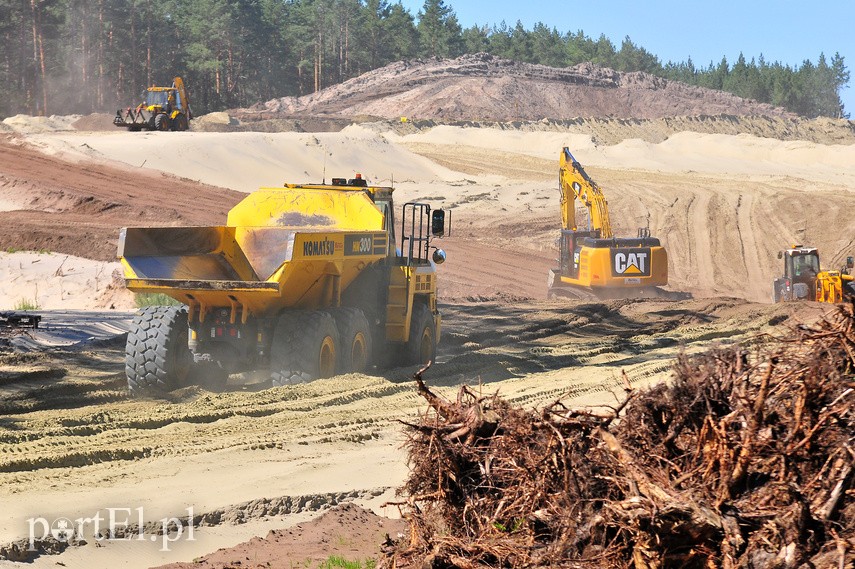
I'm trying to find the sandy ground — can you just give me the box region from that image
[0,297,826,568]
[5,121,855,304]
[0,114,852,567]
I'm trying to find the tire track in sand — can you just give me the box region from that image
[734,192,766,301]
[689,190,716,292]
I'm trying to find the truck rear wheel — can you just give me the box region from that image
[271,311,339,386]
[331,308,372,374]
[126,306,192,395]
[402,303,436,367]
[172,114,188,131]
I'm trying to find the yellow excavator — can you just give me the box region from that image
[547,148,670,299]
[114,76,192,131]
[772,245,855,303]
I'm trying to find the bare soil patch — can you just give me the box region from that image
[0,135,243,260]
[156,503,406,569]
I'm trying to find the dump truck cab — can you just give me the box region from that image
[119,176,448,394]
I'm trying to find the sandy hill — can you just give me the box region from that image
[248,52,791,122]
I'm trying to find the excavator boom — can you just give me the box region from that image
[559,147,612,238]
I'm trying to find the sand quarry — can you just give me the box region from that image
[1,59,855,567]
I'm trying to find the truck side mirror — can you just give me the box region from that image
[847,256,854,268]
[431,209,446,237]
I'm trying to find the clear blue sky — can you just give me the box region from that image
[397,0,854,117]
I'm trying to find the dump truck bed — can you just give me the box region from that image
[119,186,389,316]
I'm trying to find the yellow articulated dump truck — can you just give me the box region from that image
[118,175,448,394]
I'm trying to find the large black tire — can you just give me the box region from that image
[330,308,372,374]
[154,113,170,131]
[126,306,192,395]
[171,114,188,131]
[401,303,436,367]
[271,311,339,387]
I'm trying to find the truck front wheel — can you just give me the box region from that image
[126,306,192,395]
[154,113,170,131]
[271,311,339,386]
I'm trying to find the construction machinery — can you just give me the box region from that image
[547,147,669,299]
[118,175,447,394]
[114,76,192,131]
[772,245,855,303]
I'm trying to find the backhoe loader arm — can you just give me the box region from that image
[559,147,613,239]
[173,76,192,118]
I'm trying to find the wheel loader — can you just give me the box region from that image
[547,148,672,300]
[114,76,192,132]
[118,175,448,394]
[772,245,855,303]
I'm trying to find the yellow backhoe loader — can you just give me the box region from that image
[118,175,448,394]
[772,245,855,303]
[547,148,672,299]
[114,76,192,131]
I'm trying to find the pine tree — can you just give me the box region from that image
[416,0,459,58]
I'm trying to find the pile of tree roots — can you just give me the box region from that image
[381,304,855,568]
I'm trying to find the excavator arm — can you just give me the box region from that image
[559,147,613,238]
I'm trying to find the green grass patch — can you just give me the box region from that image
[13,298,40,310]
[318,556,375,569]
[134,293,181,308]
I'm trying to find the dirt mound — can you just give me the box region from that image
[246,53,792,122]
[382,305,855,568]
[1,114,81,133]
[156,503,406,569]
[71,113,119,132]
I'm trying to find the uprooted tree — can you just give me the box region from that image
[381,303,855,568]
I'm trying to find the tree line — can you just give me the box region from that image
[0,0,849,119]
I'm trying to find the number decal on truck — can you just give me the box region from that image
[344,234,373,256]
